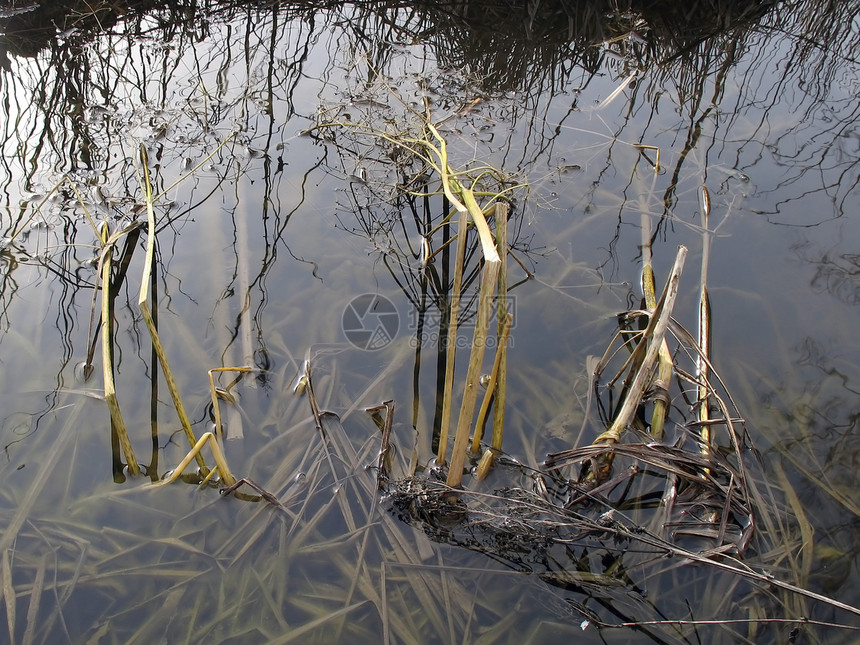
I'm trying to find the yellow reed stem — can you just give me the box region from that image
[101,224,139,476]
[436,209,468,466]
[137,146,207,472]
[155,432,237,487]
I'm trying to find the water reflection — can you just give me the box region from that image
[0,0,857,642]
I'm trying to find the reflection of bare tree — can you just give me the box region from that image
[797,244,860,306]
[4,1,854,243]
[0,3,327,477]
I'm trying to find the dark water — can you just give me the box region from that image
[0,1,858,643]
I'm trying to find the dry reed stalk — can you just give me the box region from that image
[445,257,500,487]
[100,221,139,475]
[208,367,255,440]
[640,212,672,440]
[436,209,468,466]
[446,185,502,488]
[137,146,207,472]
[698,186,712,451]
[491,202,510,451]
[474,311,514,481]
[368,400,395,486]
[588,246,687,478]
[471,311,514,455]
[155,432,236,487]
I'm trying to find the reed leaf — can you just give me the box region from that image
[101,229,139,475]
[136,145,207,471]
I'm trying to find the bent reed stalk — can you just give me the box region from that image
[137,146,206,473]
[64,139,244,487]
[314,110,517,487]
[585,245,687,480]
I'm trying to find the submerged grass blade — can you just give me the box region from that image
[268,600,372,645]
[22,554,46,645]
[2,549,14,644]
[0,400,81,554]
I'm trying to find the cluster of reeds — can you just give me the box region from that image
[315,99,860,632]
[374,180,860,637]
[310,80,528,489]
[5,138,276,498]
[317,80,756,546]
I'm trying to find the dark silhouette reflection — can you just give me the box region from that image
[2,1,855,244]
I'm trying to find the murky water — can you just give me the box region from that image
[0,1,858,643]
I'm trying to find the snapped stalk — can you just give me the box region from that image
[436,209,468,467]
[640,212,672,440]
[100,222,139,475]
[592,246,687,461]
[446,183,502,488]
[155,432,236,487]
[137,145,207,472]
[471,311,514,455]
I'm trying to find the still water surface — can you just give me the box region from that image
[0,1,857,643]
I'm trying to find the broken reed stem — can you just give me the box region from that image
[155,432,236,487]
[425,122,468,216]
[446,256,500,488]
[698,186,712,451]
[137,145,208,473]
[474,311,514,481]
[471,202,512,456]
[446,185,502,488]
[208,367,255,439]
[100,223,139,475]
[436,209,469,466]
[371,400,395,486]
[471,311,514,454]
[595,245,687,447]
[491,202,510,452]
[458,182,501,264]
[640,212,672,440]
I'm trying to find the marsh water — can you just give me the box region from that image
[0,1,858,643]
